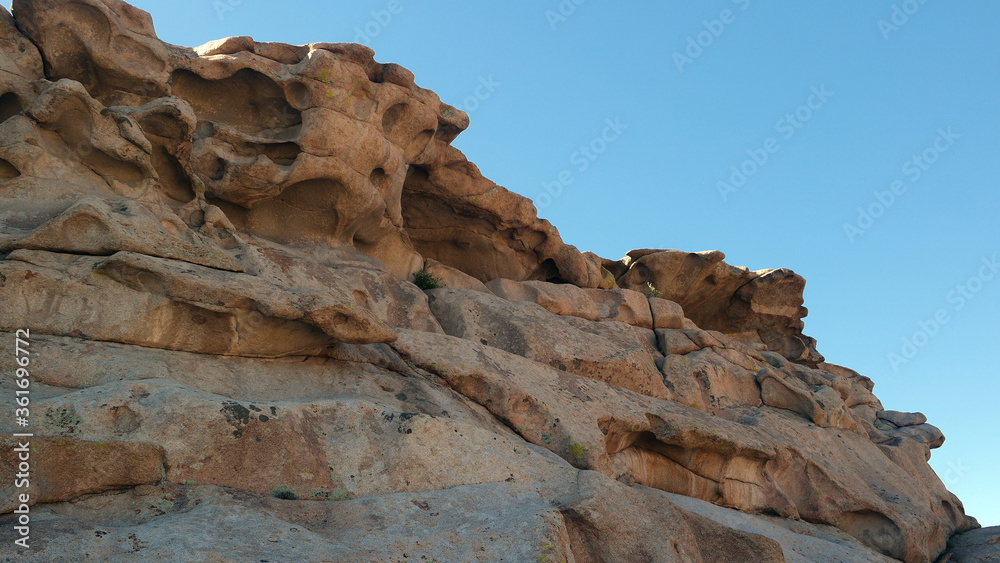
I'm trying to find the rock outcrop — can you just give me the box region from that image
[0,1,988,561]
[940,526,1000,562]
[609,249,824,366]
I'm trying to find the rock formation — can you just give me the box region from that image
[0,1,991,561]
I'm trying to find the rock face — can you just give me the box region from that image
[6,0,605,288]
[0,1,987,562]
[610,249,824,366]
[940,526,1000,562]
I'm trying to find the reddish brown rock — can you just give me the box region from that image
[426,287,668,400]
[615,249,824,366]
[9,0,602,286]
[0,437,164,511]
[650,296,688,329]
[0,1,979,560]
[421,258,490,293]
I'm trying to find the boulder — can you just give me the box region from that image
[421,258,489,292]
[650,296,688,329]
[426,287,668,399]
[585,287,655,328]
[486,278,601,321]
[614,249,823,366]
[939,526,1000,562]
[877,410,928,428]
[665,492,896,562]
[485,278,656,328]
[757,367,857,431]
[658,334,766,412]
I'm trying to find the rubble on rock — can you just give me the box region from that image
[0,1,985,561]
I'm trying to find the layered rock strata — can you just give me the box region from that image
[0,2,985,561]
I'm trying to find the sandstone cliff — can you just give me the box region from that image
[0,1,989,561]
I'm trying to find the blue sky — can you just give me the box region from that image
[12,1,997,525]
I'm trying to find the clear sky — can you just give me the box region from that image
[11,0,997,526]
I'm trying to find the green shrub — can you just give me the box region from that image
[271,485,298,500]
[412,269,443,290]
[566,439,587,459]
[642,282,662,299]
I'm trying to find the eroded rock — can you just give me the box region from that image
[614,249,824,366]
[0,1,980,560]
[426,287,668,399]
[391,329,972,561]
[10,0,601,286]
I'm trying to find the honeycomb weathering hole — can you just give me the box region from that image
[170,68,303,136]
[404,129,436,162]
[235,142,302,167]
[285,81,310,110]
[0,158,20,180]
[837,510,905,560]
[940,500,960,524]
[351,95,375,121]
[149,147,194,203]
[381,102,408,135]
[223,179,346,246]
[209,158,227,181]
[0,92,23,123]
[350,206,388,248]
[369,167,389,192]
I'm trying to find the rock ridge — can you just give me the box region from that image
[0,1,986,561]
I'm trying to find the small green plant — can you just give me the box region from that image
[412,269,444,290]
[566,439,587,459]
[642,282,662,299]
[271,485,298,500]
